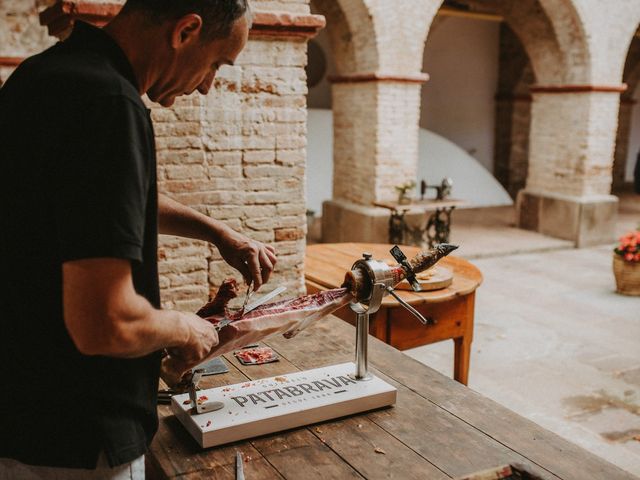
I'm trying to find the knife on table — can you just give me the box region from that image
[236,451,245,480]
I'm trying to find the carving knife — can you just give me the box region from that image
[214,286,287,331]
[242,286,287,314]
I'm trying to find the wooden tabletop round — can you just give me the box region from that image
[305,243,483,307]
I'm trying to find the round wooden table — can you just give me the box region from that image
[304,243,482,385]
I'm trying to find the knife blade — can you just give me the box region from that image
[239,282,253,317]
[236,451,245,480]
[242,286,287,315]
[214,286,287,332]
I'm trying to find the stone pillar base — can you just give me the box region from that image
[517,190,618,247]
[322,200,390,243]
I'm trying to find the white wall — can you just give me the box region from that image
[307,109,513,214]
[627,83,640,181]
[420,16,500,173]
[306,109,333,214]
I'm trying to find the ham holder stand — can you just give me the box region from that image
[171,246,448,449]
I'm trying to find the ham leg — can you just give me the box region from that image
[161,281,351,387]
[198,281,351,357]
[161,244,457,387]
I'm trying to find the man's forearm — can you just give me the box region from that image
[158,193,278,290]
[158,193,231,245]
[63,258,192,358]
[79,295,190,359]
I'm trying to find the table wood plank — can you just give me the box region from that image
[229,343,448,479]
[367,370,560,479]
[152,360,284,479]
[307,416,450,480]
[227,337,451,479]
[226,352,370,480]
[174,457,284,479]
[150,315,632,480]
[264,329,560,480]
[251,429,365,479]
[265,319,634,480]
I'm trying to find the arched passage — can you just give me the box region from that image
[613,32,640,192]
[313,0,435,242]
[419,0,588,203]
[419,7,538,202]
[420,1,634,246]
[311,0,378,75]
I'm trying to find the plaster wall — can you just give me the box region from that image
[420,16,500,174]
[1,0,312,311]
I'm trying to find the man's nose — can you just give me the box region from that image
[197,71,216,95]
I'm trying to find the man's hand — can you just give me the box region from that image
[216,227,277,290]
[158,194,278,290]
[162,312,219,384]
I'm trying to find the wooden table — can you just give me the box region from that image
[147,317,635,480]
[305,243,482,385]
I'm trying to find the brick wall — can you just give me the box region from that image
[0,0,54,84]
[613,35,640,191]
[527,92,622,196]
[154,3,312,310]
[494,23,533,199]
[2,0,315,312]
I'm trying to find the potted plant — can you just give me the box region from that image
[613,227,640,296]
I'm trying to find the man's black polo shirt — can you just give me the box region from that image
[0,22,161,468]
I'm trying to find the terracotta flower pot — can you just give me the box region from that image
[613,254,640,296]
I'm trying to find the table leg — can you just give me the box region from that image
[453,335,472,385]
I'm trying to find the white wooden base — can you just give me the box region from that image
[171,362,397,448]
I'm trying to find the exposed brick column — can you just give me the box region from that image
[493,23,534,199]
[518,85,626,247]
[322,72,428,242]
[40,0,324,308]
[494,94,532,199]
[612,98,635,192]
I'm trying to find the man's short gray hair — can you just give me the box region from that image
[123,0,252,41]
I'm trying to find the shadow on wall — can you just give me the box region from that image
[306,108,514,216]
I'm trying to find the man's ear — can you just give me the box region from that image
[171,14,203,49]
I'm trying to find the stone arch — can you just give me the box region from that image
[310,0,379,75]
[612,33,640,191]
[525,0,590,83]
[434,0,590,84]
[315,0,435,242]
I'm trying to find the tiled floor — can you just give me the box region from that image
[405,192,640,476]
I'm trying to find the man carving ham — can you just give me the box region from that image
[0,1,275,478]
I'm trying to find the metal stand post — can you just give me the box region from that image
[355,311,370,380]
